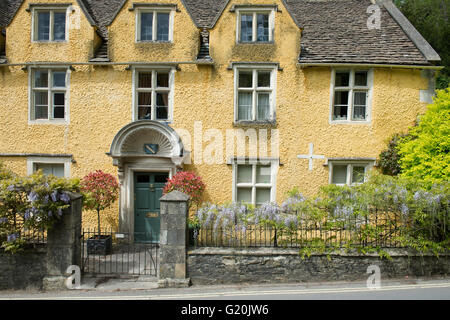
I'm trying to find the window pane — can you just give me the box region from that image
[156,107,168,120]
[256,165,271,183]
[352,166,365,184]
[156,72,169,87]
[53,106,65,119]
[138,92,152,106]
[237,165,252,183]
[335,72,350,87]
[240,14,253,42]
[138,107,151,119]
[256,14,269,42]
[257,93,270,120]
[53,71,66,87]
[53,93,65,119]
[353,91,367,120]
[332,165,347,184]
[238,92,252,120]
[35,163,64,177]
[239,71,253,88]
[154,174,169,183]
[37,12,50,40]
[140,12,153,40]
[34,91,48,119]
[156,13,170,41]
[256,188,271,204]
[35,91,48,105]
[156,92,168,106]
[333,91,348,120]
[334,91,349,105]
[355,71,368,86]
[257,71,270,87]
[53,12,66,41]
[34,70,48,88]
[237,188,252,203]
[138,72,152,88]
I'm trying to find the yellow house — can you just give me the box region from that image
[0,0,442,240]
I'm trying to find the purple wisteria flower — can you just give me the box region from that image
[281,193,305,213]
[7,234,17,242]
[60,192,71,203]
[283,215,299,229]
[51,190,59,202]
[57,208,63,216]
[254,202,281,224]
[28,191,39,202]
[0,217,7,224]
[400,204,409,217]
[6,184,15,191]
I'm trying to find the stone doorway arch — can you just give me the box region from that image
[108,120,188,235]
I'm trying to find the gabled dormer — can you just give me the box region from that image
[0,0,119,63]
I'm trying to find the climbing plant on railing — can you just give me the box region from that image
[0,163,80,253]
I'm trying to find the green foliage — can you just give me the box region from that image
[397,88,450,183]
[0,169,80,253]
[378,133,409,176]
[394,0,450,88]
[80,170,119,233]
[195,173,449,258]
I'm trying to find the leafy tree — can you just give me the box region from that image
[80,170,119,233]
[0,170,79,253]
[163,171,205,208]
[378,133,410,176]
[397,88,450,183]
[394,0,450,88]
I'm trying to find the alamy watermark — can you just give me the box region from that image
[367,265,381,289]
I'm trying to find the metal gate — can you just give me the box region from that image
[81,229,159,276]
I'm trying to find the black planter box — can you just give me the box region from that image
[86,235,112,255]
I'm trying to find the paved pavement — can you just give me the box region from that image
[0,276,449,300]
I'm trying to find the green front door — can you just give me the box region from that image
[134,172,169,243]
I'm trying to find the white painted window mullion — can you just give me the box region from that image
[251,163,257,205]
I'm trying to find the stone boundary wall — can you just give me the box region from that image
[0,245,47,290]
[0,192,82,290]
[187,247,450,285]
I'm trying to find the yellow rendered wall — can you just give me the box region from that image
[6,0,96,63]
[0,0,430,229]
[108,0,199,62]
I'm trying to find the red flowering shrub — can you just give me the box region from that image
[163,171,205,206]
[80,170,119,232]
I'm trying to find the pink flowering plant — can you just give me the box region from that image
[0,164,79,253]
[163,171,205,209]
[80,170,119,234]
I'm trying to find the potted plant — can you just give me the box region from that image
[81,170,119,255]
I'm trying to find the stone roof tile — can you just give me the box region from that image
[284,0,430,65]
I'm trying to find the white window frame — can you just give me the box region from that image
[328,161,375,186]
[236,9,275,43]
[330,69,373,124]
[27,157,71,178]
[233,65,277,122]
[31,7,69,42]
[132,67,175,122]
[28,67,71,124]
[232,159,279,205]
[135,7,174,42]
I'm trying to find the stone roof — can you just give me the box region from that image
[181,0,230,28]
[0,0,440,66]
[0,0,24,28]
[284,0,432,65]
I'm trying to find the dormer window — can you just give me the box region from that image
[136,7,174,42]
[33,9,67,42]
[235,8,275,43]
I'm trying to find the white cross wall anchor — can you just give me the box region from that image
[297,143,325,171]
